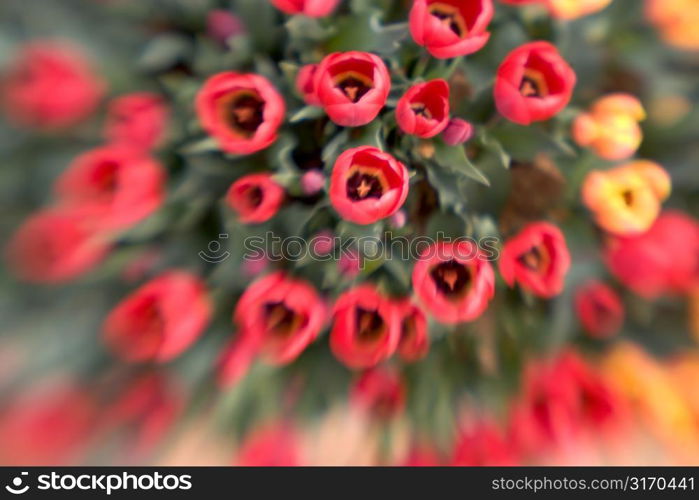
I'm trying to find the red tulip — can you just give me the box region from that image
[604,211,699,299]
[494,41,576,125]
[270,0,340,17]
[100,373,182,459]
[226,173,285,224]
[400,445,442,466]
[350,366,406,419]
[574,280,624,338]
[329,146,409,225]
[396,79,450,138]
[442,117,474,145]
[396,301,429,361]
[235,422,301,466]
[0,380,95,465]
[103,271,212,363]
[451,420,518,465]
[5,209,111,284]
[104,92,169,151]
[233,272,326,364]
[313,51,390,127]
[1,42,104,129]
[55,146,165,231]
[196,72,285,154]
[330,284,402,369]
[508,351,628,462]
[217,336,258,388]
[499,222,571,298]
[412,241,495,324]
[409,0,494,59]
[296,64,321,106]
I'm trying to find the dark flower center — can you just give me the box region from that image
[264,301,304,337]
[428,3,467,37]
[411,102,433,119]
[224,91,265,137]
[519,69,549,98]
[355,307,386,342]
[430,260,472,298]
[243,185,264,209]
[335,72,373,103]
[518,244,551,273]
[621,189,634,206]
[347,171,384,200]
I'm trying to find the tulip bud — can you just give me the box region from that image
[206,9,244,46]
[301,169,325,195]
[390,210,407,229]
[442,118,474,146]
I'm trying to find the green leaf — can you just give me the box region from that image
[290,106,325,123]
[433,141,490,186]
[478,130,511,169]
[179,137,219,155]
[368,14,410,56]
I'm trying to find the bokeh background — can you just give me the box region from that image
[0,0,698,465]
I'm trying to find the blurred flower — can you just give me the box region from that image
[310,230,334,256]
[196,72,285,154]
[270,0,340,17]
[217,336,258,388]
[499,0,541,4]
[206,9,245,46]
[242,255,269,277]
[295,63,321,106]
[351,366,406,419]
[300,169,325,195]
[412,241,495,324]
[1,41,104,129]
[399,444,442,466]
[603,343,699,459]
[55,146,165,231]
[104,92,169,151]
[499,222,571,298]
[330,284,402,369]
[226,173,285,224]
[313,51,390,127]
[338,248,362,277]
[329,146,409,225]
[103,271,212,362]
[235,421,302,466]
[509,351,629,464]
[572,93,645,160]
[451,420,518,465]
[494,41,576,125]
[408,0,493,59]
[233,272,326,364]
[396,301,429,361]
[441,117,474,146]
[546,0,612,19]
[100,373,182,460]
[390,209,407,228]
[582,161,670,236]
[604,211,699,298]
[646,0,699,51]
[574,280,624,339]
[0,380,95,465]
[396,79,450,138]
[5,208,111,284]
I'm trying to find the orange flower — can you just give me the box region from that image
[546,0,612,19]
[582,160,670,235]
[602,343,699,460]
[646,0,699,51]
[572,94,645,160]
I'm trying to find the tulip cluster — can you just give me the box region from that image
[1,0,698,467]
